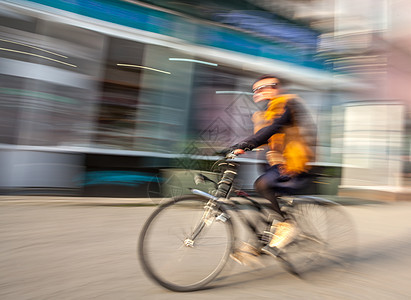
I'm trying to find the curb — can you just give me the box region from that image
[0,196,157,206]
[0,195,385,206]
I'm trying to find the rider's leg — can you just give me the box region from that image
[255,164,311,218]
[254,166,287,220]
[255,165,310,255]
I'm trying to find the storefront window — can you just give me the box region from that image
[93,37,143,149]
[0,14,105,147]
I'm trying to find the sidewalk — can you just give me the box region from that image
[0,195,385,206]
[0,195,157,206]
[339,185,411,202]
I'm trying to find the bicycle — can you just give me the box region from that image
[138,153,355,292]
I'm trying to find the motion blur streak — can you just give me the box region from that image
[0,38,68,58]
[0,0,411,298]
[0,47,77,67]
[168,58,218,66]
[116,63,171,74]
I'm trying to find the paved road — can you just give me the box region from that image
[0,199,411,299]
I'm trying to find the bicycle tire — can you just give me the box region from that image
[279,197,356,277]
[138,195,234,292]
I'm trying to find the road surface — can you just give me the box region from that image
[0,198,410,299]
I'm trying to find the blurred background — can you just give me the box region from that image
[1,0,410,200]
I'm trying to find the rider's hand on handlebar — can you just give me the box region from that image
[215,146,249,157]
[233,149,245,155]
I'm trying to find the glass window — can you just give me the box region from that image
[93,37,144,149]
[0,15,105,147]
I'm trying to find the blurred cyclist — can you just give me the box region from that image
[227,74,317,264]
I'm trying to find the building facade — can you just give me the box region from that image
[0,0,382,197]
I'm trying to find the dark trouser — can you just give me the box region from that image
[254,164,311,220]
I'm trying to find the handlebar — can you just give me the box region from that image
[225,152,237,160]
[222,148,264,159]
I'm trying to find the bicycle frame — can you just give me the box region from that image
[189,157,278,246]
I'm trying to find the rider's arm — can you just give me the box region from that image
[231,103,293,151]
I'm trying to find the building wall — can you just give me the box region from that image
[0,0,357,195]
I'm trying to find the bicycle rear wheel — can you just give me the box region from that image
[279,197,356,277]
[138,195,234,292]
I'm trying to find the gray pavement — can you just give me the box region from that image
[0,194,385,206]
[0,196,410,299]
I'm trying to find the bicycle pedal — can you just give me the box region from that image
[261,245,281,258]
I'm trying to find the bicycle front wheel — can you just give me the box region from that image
[138,195,234,292]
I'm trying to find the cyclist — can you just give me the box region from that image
[227,74,317,264]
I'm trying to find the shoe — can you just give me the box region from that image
[230,242,261,266]
[268,221,297,249]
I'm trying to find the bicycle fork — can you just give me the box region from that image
[183,199,229,248]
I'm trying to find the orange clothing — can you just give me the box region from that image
[251,95,316,174]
